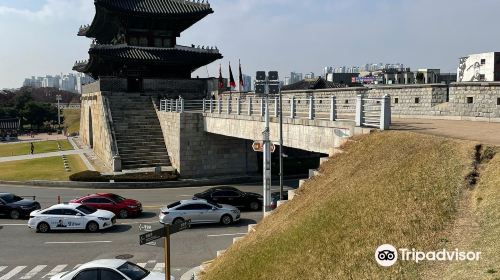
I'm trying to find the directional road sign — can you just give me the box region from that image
[170,220,191,235]
[139,227,165,245]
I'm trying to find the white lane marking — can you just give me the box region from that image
[152,263,165,273]
[20,265,47,279]
[44,241,112,244]
[0,267,6,274]
[119,221,158,225]
[42,265,67,278]
[207,233,247,237]
[0,266,26,280]
[137,263,147,268]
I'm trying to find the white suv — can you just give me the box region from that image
[159,199,240,226]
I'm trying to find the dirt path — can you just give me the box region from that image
[391,118,500,146]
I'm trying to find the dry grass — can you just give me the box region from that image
[0,140,73,157]
[425,147,500,280]
[0,154,87,181]
[201,131,477,280]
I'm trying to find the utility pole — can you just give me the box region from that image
[255,71,280,213]
[279,83,284,200]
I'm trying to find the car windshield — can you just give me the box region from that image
[117,262,150,280]
[1,194,23,204]
[109,194,125,203]
[167,201,181,209]
[76,205,97,214]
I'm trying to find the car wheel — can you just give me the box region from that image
[37,222,50,233]
[249,201,260,211]
[118,209,128,219]
[86,221,99,233]
[172,218,184,225]
[220,214,233,225]
[10,209,20,219]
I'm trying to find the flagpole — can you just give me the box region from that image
[239,59,242,93]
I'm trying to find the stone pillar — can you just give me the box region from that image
[355,94,365,127]
[330,96,337,121]
[309,96,315,120]
[380,94,391,130]
[290,96,296,119]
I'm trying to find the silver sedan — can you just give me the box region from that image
[159,199,240,226]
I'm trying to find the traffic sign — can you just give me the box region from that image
[170,220,191,235]
[139,227,165,245]
[252,141,276,153]
[252,141,263,152]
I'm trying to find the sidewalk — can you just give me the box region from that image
[391,118,500,146]
[0,149,91,163]
[0,133,68,145]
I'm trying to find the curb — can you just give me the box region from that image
[0,176,262,189]
[180,266,202,280]
[0,174,307,189]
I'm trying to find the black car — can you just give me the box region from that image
[0,193,41,219]
[193,187,263,211]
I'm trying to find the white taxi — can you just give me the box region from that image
[28,203,116,233]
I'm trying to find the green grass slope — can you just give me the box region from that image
[202,131,477,280]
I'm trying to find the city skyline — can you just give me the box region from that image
[1,0,500,88]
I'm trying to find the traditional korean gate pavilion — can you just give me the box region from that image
[74,0,223,171]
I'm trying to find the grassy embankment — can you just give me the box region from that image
[63,109,80,135]
[201,131,500,280]
[0,155,87,181]
[0,140,73,157]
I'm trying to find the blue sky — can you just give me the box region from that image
[1,0,500,88]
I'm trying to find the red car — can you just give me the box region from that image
[70,193,142,219]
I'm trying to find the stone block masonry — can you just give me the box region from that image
[157,111,258,178]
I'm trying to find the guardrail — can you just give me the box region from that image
[159,94,391,130]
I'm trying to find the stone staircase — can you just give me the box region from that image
[106,93,171,170]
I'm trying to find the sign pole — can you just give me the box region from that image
[163,225,170,280]
[263,86,272,213]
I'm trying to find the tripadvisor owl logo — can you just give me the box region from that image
[375,244,398,267]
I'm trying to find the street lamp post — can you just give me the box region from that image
[56,95,62,130]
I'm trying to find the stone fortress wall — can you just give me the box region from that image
[80,92,116,169]
[271,82,500,122]
[156,111,258,178]
[80,79,500,175]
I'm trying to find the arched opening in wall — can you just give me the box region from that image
[88,107,94,148]
[256,146,326,176]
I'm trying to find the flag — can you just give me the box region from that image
[229,62,236,88]
[239,60,244,92]
[218,64,224,89]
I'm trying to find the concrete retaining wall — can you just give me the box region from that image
[157,111,258,178]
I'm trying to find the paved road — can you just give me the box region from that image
[392,118,500,146]
[0,181,299,279]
